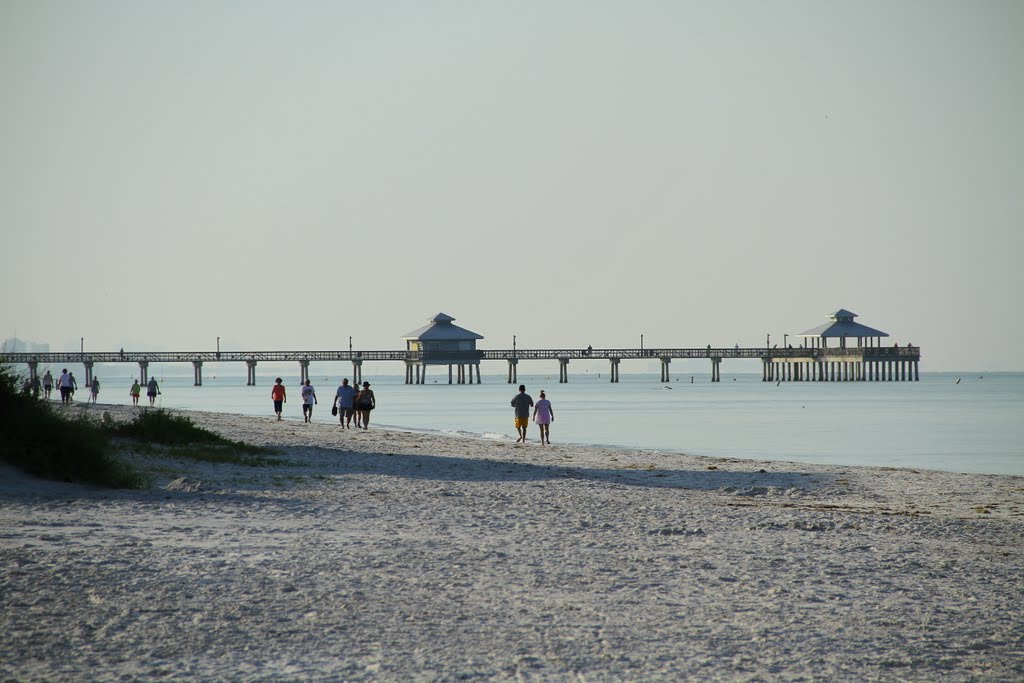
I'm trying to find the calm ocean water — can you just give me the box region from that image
[72,363,1023,476]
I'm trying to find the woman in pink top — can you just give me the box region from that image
[532,390,554,445]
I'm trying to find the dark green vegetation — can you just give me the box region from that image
[0,365,146,488]
[112,409,266,452]
[114,411,284,466]
[0,365,279,488]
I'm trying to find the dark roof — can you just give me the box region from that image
[402,312,484,341]
[798,309,889,338]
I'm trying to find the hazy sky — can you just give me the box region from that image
[2,1,1022,371]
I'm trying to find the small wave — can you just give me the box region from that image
[438,428,512,442]
[439,428,482,439]
[481,432,512,441]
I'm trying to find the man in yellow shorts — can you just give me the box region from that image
[511,384,534,443]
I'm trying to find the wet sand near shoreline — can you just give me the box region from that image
[2,403,1023,681]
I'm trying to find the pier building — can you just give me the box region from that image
[401,313,484,384]
[760,309,919,382]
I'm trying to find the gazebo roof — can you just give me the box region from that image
[402,313,484,341]
[798,309,889,338]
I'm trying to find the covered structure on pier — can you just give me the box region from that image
[796,309,889,349]
[761,308,917,383]
[401,313,484,384]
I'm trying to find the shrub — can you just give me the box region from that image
[0,365,148,488]
[112,409,267,454]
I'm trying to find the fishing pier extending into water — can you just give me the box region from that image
[2,310,921,387]
[2,345,921,387]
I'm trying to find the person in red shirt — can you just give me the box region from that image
[271,378,287,420]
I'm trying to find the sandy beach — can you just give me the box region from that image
[2,404,1023,682]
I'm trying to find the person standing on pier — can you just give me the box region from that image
[301,379,317,423]
[333,378,356,428]
[129,379,141,406]
[146,376,161,406]
[271,378,287,420]
[532,390,554,445]
[511,384,534,443]
[42,370,53,400]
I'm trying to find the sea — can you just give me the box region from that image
[68,362,1024,476]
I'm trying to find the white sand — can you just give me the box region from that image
[2,403,1023,681]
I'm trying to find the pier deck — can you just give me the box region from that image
[3,345,921,386]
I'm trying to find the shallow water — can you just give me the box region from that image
[70,364,1023,475]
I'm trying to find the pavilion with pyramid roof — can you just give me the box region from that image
[761,308,918,382]
[796,309,889,349]
[401,313,484,384]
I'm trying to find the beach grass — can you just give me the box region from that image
[111,409,270,455]
[0,366,148,489]
[1,366,278,488]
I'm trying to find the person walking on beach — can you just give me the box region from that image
[532,390,554,445]
[42,370,53,400]
[68,372,78,401]
[146,377,161,406]
[333,378,356,428]
[300,379,317,423]
[90,377,100,403]
[129,379,141,406]
[353,384,364,428]
[30,375,41,399]
[356,381,375,429]
[511,384,533,443]
[57,369,72,404]
[271,378,287,420]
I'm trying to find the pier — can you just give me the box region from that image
[1,310,920,387]
[2,344,921,386]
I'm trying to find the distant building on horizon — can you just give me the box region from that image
[1,337,50,354]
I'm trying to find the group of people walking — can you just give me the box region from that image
[129,377,161,406]
[32,369,556,443]
[31,369,100,404]
[269,378,555,443]
[30,368,159,407]
[271,377,376,429]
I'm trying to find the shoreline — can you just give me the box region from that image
[2,403,1023,681]
[26,370,1024,478]
[40,392,1024,477]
